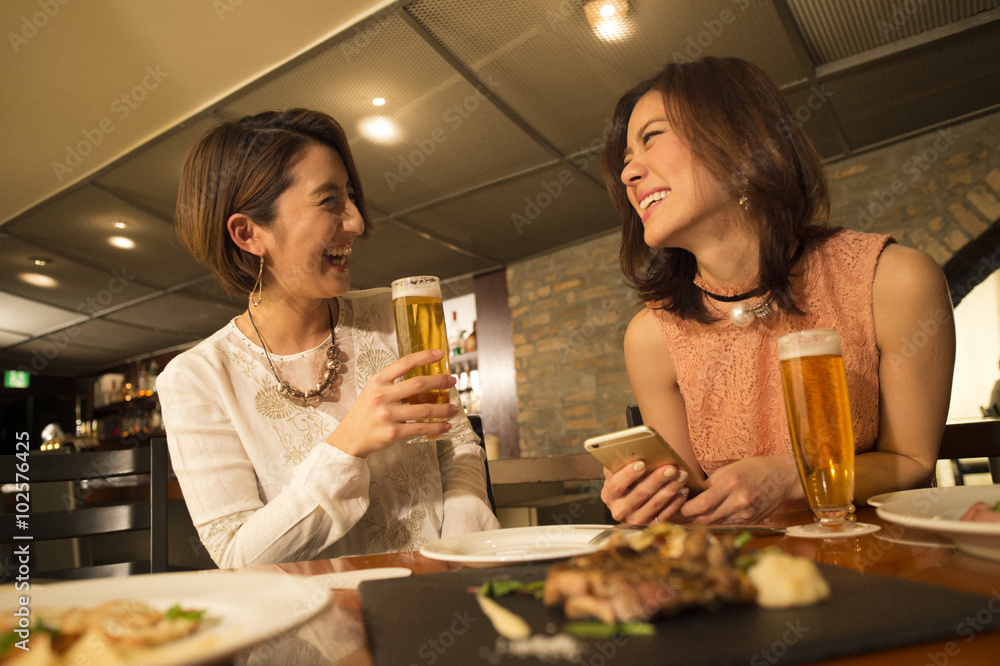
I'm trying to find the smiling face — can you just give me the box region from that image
[620,91,738,251]
[258,141,364,302]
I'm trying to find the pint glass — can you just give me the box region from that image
[391,275,451,406]
[778,328,856,527]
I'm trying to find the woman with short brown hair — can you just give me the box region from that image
[159,109,498,567]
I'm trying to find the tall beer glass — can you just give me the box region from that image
[778,328,879,537]
[391,275,451,408]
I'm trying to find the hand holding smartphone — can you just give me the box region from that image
[584,425,706,495]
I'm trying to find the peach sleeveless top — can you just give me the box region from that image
[650,230,891,477]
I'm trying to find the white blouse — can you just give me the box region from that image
[157,288,499,568]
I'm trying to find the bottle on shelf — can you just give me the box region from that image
[466,320,477,352]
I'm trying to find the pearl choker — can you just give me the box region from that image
[701,286,772,327]
[247,304,341,404]
[698,242,804,326]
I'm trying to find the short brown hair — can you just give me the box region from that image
[176,108,373,298]
[601,57,835,321]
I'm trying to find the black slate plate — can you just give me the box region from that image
[360,562,1000,665]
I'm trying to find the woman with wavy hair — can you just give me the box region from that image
[599,57,955,525]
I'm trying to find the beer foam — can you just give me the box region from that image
[391,276,442,300]
[778,328,842,360]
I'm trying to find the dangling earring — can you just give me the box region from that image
[250,255,264,307]
[738,177,750,211]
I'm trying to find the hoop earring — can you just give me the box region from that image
[250,255,264,307]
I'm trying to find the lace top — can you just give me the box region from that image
[650,230,892,476]
[157,288,498,568]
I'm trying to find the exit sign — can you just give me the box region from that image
[3,370,30,389]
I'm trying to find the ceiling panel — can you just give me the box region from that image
[0,331,30,348]
[0,236,159,313]
[349,219,501,288]
[824,23,1000,149]
[0,291,87,337]
[788,0,1000,64]
[402,164,619,263]
[103,293,244,337]
[93,117,223,221]
[218,10,555,213]
[409,0,810,155]
[5,185,208,288]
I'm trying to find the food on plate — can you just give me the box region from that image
[0,600,204,664]
[745,551,830,608]
[543,523,755,624]
[543,523,829,624]
[959,501,1000,523]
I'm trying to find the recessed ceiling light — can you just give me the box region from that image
[584,0,632,42]
[372,97,386,107]
[358,115,400,145]
[109,236,135,249]
[31,257,51,266]
[114,221,127,229]
[20,272,58,288]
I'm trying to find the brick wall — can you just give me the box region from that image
[508,110,1000,457]
[507,233,639,456]
[827,111,1000,264]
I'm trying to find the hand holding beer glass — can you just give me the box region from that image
[391,276,452,416]
[778,328,879,538]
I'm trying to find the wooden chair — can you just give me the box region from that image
[938,419,1000,485]
[466,415,496,515]
[1,437,169,580]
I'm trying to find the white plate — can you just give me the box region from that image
[866,491,902,507]
[876,485,1000,561]
[420,525,613,566]
[0,570,331,665]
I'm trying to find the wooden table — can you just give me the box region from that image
[230,508,1000,665]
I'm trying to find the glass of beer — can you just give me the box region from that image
[391,275,451,410]
[778,328,879,538]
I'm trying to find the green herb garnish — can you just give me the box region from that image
[1,621,59,657]
[562,621,656,638]
[733,532,754,550]
[164,604,205,621]
[477,579,546,600]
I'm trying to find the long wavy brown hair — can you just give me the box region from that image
[176,108,374,298]
[601,57,837,322]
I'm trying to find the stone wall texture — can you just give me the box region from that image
[508,111,1000,457]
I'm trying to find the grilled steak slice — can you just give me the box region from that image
[543,524,755,624]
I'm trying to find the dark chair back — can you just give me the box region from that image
[939,419,1000,484]
[466,415,497,515]
[625,405,643,428]
[1,437,169,580]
